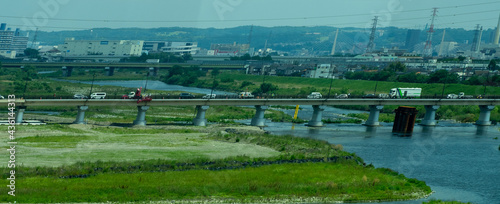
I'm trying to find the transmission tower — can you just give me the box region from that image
[471,24,483,52]
[423,8,438,57]
[366,16,378,53]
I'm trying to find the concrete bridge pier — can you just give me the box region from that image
[62,66,73,77]
[476,105,495,126]
[193,105,209,126]
[149,67,158,76]
[15,106,26,124]
[307,105,325,127]
[133,106,150,126]
[105,67,115,76]
[73,106,89,124]
[420,105,440,126]
[251,105,268,126]
[364,105,384,126]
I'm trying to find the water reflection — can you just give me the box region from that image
[307,127,320,135]
[264,123,500,204]
[365,126,377,138]
[475,126,488,136]
[421,126,435,135]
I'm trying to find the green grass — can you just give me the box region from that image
[323,118,363,124]
[0,123,432,203]
[348,113,396,123]
[0,163,430,203]
[0,125,281,167]
[196,72,500,97]
[13,135,92,148]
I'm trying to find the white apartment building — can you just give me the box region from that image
[306,64,335,78]
[59,38,144,56]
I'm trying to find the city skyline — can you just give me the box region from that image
[1,0,500,31]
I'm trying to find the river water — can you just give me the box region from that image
[59,80,500,204]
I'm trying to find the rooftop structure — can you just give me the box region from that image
[143,41,199,55]
[209,42,250,56]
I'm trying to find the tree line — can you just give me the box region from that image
[344,61,500,85]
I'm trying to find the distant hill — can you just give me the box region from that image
[35,26,497,55]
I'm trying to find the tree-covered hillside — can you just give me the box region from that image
[34,26,496,55]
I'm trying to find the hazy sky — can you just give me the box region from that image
[1,0,499,31]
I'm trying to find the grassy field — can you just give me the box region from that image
[201,71,500,97]
[0,123,432,203]
[0,124,280,167]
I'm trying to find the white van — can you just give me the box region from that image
[239,92,254,99]
[307,92,322,99]
[90,92,107,99]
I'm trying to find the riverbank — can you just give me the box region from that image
[0,119,432,203]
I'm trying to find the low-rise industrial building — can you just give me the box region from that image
[59,38,144,57]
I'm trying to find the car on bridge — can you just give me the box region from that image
[202,94,216,99]
[90,92,107,99]
[179,93,195,99]
[362,94,378,98]
[446,94,459,99]
[307,92,322,99]
[336,94,349,99]
[239,92,254,99]
[73,94,88,99]
[122,92,137,99]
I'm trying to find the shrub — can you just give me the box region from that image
[221,77,234,83]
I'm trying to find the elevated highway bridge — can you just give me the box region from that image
[1,62,246,77]
[2,98,498,127]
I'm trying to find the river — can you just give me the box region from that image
[59,80,500,204]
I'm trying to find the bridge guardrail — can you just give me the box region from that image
[21,94,499,100]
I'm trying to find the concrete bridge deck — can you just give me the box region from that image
[1,98,498,127]
[2,99,499,107]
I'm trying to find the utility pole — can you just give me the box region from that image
[89,73,96,99]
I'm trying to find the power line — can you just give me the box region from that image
[0,1,499,24]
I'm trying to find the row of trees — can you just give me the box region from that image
[344,62,500,85]
[229,53,272,61]
[160,65,204,86]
